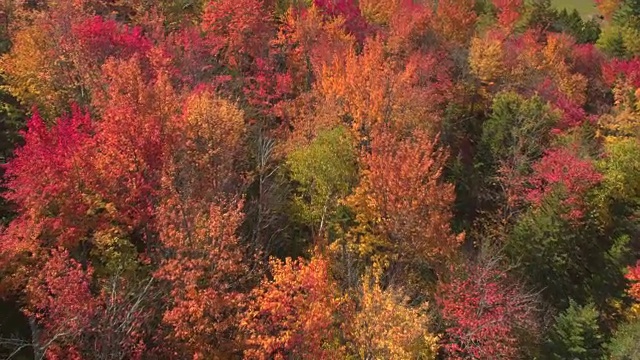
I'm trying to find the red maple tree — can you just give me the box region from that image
[437,257,541,359]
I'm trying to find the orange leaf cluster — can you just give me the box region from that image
[347,126,463,262]
[242,255,343,360]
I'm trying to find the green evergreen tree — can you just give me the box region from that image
[507,192,631,310]
[546,300,605,360]
[614,0,640,27]
[598,27,629,58]
[479,92,556,175]
[608,318,640,360]
[477,91,556,214]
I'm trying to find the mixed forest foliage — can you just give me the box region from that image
[1,0,640,359]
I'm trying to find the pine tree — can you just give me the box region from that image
[546,300,605,360]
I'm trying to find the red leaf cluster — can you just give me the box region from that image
[603,58,640,89]
[201,0,272,68]
[493,0,524,31]
[72,16,152,62]
[525,146,602,220]
[3,107,95,247]
[626,261,640,302]
[313,0,368,41]
[437,259,540,359]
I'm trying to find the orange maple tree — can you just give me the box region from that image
[347,125,463,264]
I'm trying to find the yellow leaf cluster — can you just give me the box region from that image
[359,0,398,26]
[597,0,621,21]
[168,90,246,200]
[598,87,640,141]
[541,34,588,105]
[469,34,505,84]
[346,273,438,360]
[91,227,139,277]
[0,25,65,116]
[183,90,245,150]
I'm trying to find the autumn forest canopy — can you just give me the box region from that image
[4,0,640,359]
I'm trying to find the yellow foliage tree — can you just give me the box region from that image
[598,83,640,142]
[540,33,588,105]
[0,23,70,116]
[359,0,398,26]
[345,272,439,360]
[469,33,506,85]
[597,0,621,21]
